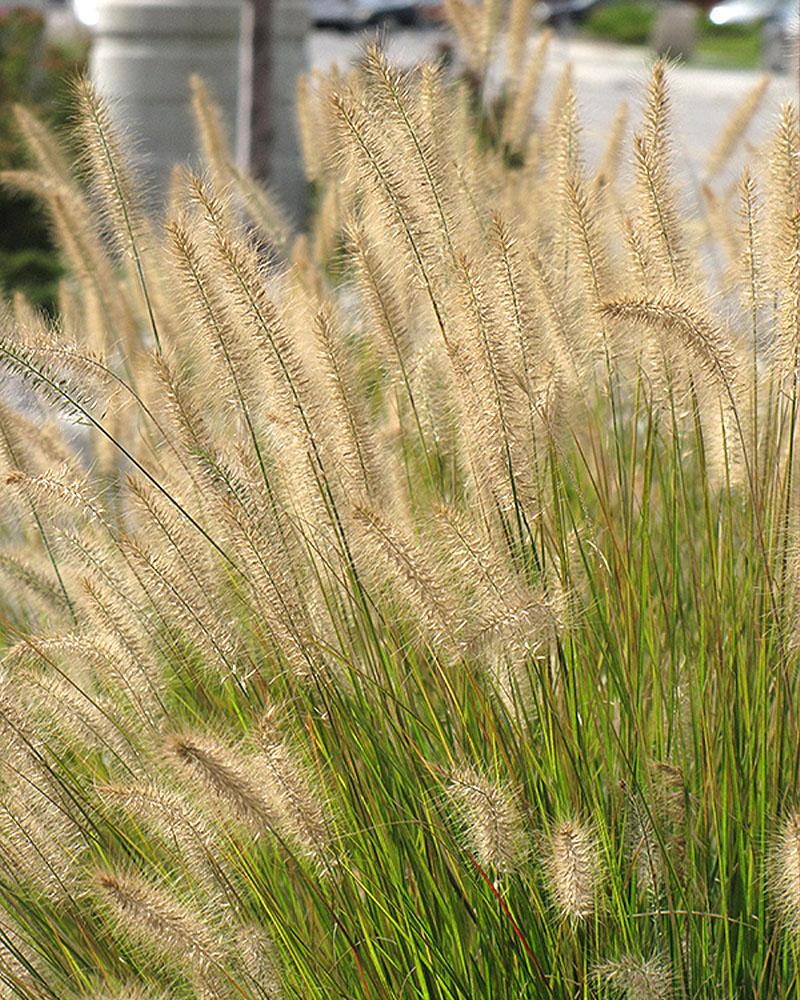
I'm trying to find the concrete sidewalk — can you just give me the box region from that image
[310,28,796,178]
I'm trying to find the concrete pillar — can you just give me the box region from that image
[91,0,245,206]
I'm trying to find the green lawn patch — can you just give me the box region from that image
[584,0,655,45]
[582,0,763,69]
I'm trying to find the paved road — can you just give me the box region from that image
[310,27,796,181]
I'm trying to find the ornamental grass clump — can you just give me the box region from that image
[0,4,798,996]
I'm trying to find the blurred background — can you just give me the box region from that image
[0,0,797,311]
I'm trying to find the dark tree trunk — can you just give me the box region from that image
[250,0,273,183]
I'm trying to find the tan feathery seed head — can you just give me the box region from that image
[767,206,800,380]
[87,985,172,1000]
[362,43,456,259]
[642,59,670,155]
[196,464,327,680]
[73,575,166,723]
[758,102,798,379]
[296,72,324,183]
[0,166,133,359]
[312,303,382,501]
[447,766,528,873]
[0,404,46,489]
[766,102,799,236]
[0,548,74,622]
[190,76,292,252]
[310,183,342,268]
[352,502,461,652]
[698,181,743,294]
[0,632,82,672]
[0,404,78,482]
[548,87,582,260]
[93,869,223,971]
[189,74,234,193]
[543,63,574,163]
[71,77,148,258]
[97,782,222,887]
[601,297,738,394]
[167,161,192,219]
[0,756,87,900]
[546,818,601,922]
[595,953,673,999]
[0,912,44,998]
[487,214,537,366]
[149,352,216,459]
[6,468,106,525]
[164,214,257,412]
[593,99,628,194]
[633,131,688,290]
[166,732,280,833]
[527,248,583,385]
[237,168,295,254]
[234,923,284,998]
[702,388,750,492]
[443,251,523,515]
[505,0,534,84]
[632,62,693,291]
[0,167,57,206]
[12,105,75,186]
[188,173,321,450]
[57,275,82,329]
[25,632,152,720]
[502,29,552,155]
[124,477,232,644]
[477,0,501,80]
[344,216,414,369]
[19,671,135,767]
[704,74,769,181]
[769,812,800,933]
[120,535,240,677]
[418,62,450,160]
[329,88,440,298]
[126,475,209,571]
[252,709,335,871]
[566,171,615,329]
[443,0,483,75]
[558,85,582,176]
[622,215,657,295]
[0,307,118,423]
[738,168,768,316]
[430,502,560,661]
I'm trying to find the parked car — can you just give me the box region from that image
[310,0,418,28]
[708,0,799,70]
[533,0,603,28]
